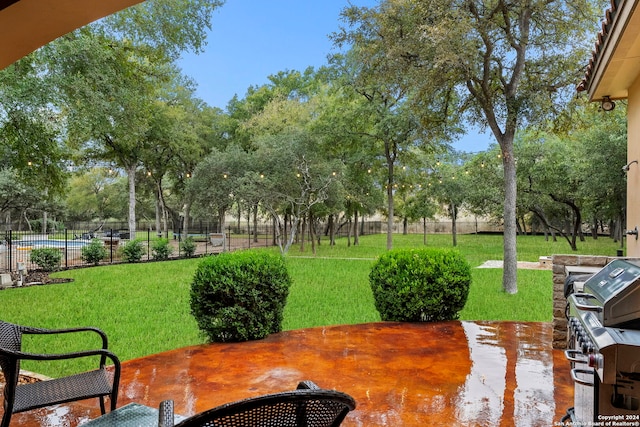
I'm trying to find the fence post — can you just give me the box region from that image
[147,228,151,261]
[7,230,12,272]
[64,228,68,269]
[109,229,114,263]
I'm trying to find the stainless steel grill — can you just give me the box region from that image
[563,259,640,425]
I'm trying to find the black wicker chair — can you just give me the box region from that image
[158,381,356,427]
[0,320,121,427]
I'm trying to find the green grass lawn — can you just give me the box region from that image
[0,232,620,377]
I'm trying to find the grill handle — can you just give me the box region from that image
[565,349,587,363]
[571,293,603,312]
[571,368,594,386]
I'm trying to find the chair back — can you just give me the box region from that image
[174,388,356,427]
[0,321,23,375]
[0,321,23,408]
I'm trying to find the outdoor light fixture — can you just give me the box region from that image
[622,160,638,172]
[601,96,616,111]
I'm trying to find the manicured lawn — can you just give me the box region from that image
[0,232,620,377]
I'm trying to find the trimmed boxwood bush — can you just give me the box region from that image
[190,251,291,343]
[81,239,108,265]
[369,248,472,322]
[30,247,62,272]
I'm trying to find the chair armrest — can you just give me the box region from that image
[0,347,120,371]
[21,326,110,349]
[297,380,320,390]
[158,400,175,427]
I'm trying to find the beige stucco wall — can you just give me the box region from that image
[627,76,640,256]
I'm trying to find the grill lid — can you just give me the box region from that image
[583,259,640,328]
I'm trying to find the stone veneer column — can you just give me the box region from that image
[551,254,612,349]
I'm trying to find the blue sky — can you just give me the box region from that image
[177,0,492,152]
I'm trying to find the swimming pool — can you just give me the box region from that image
[13,240,90,249]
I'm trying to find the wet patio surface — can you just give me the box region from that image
[5,321,573,426]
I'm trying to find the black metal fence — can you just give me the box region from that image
[1,225,276,273]
[1,219,502,273]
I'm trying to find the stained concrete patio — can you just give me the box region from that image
[3,321,573,426]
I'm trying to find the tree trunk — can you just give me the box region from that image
[423,217,427,245]
[353,209,360,246]
[183,201,191,236]
[310,212,317,256]
[386,163,394,250]
[329,216,336,246]
[284,213,288,241]
[451,203,457,247]
[502,144,518,294]
[327,214,335,246]
[218,207,226,251]
[21,210,30,232]
[162,201,168,238]
[300,216,306,252]
[155,196,161,237]
[252,205,258,243]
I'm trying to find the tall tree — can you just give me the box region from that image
[340,0,602,292]
[0,58,69,230]
[574,105,627,243]
[253,131,343,255]
[51,31,156,239]
[65,168,126,223]
[429,154,472,246]
[240,81,344,254]
[47,0,222,238]
[516,131,585,250]
[326,49,451,250]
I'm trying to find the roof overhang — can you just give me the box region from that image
[578,0,640,102]
[0,0,145,70]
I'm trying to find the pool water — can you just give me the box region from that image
[13,240,90,249]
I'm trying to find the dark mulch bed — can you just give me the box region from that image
[7,270,73,287]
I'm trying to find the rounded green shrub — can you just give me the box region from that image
[121,239,145,263]
[180,237,197,258]
[369,248,472,322]
[30,247,62,272]
[190,251,291,342]
[81,239,108,265]
[151,238,173,260]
